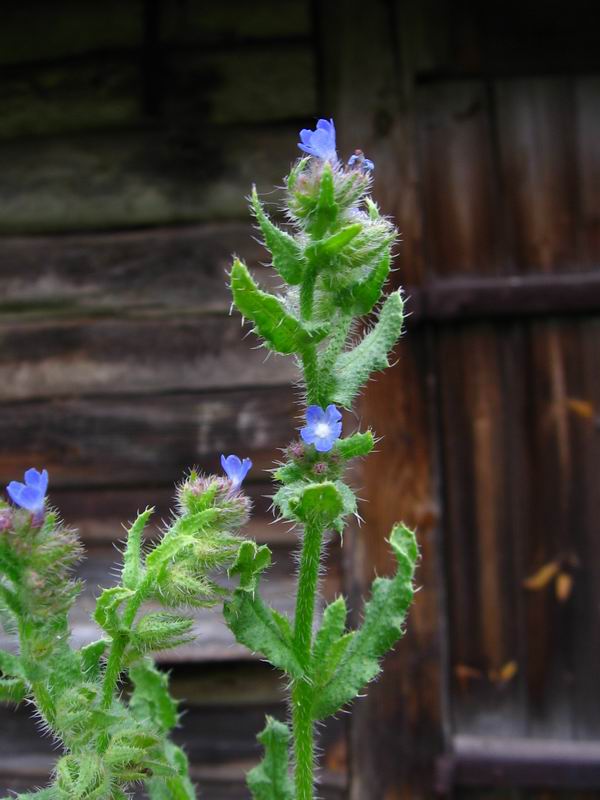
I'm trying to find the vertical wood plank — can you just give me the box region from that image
[318,2,447,797]
[574,78,600,267]
[417,81,506,276]
[495,79,580,273]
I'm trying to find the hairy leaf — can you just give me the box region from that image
[224,542,303,679]
[122,507,153,590]
[332,290,404,408]
[311,524,418,720]
[129,658,178,735]
[251,187,305,284]
[247,716,294,800]
[231,259,327,354]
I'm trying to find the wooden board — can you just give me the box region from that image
[0,385,298,487]
[0,127,296,233]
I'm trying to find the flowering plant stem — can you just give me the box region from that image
[291,520,323,799]
[224,120,420,800]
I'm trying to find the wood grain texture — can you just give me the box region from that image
[0,314,297,401]
[417,80,505,276]
[0,45,315,140]
[0,385,298,487]
[0,223,275,316]
[0,127,296,233]
[438,319,600,741]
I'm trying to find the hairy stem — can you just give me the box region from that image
[292,520,323,800]
[301,345,320,406]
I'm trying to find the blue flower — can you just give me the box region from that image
[348,149,374,173]
[221,454,252,489]
[298,118,337,162]
[7,468,48,513]
[300,405,342,453]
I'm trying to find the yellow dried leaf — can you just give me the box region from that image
[454,664,483,681]
[555,572,573,603]
[499,660,518,683]
[523,561,560,590]
[567,398,595,419]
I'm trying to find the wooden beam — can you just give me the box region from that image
[406,272,600,322]
[436,735,600,792]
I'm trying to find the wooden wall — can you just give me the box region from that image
[1,1,600,798]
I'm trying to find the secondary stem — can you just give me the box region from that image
[292,520,324,800]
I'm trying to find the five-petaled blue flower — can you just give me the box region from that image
[300,405,342,453]
[7,468,48,513]
[221,454,252,489]
[298,118,338,162]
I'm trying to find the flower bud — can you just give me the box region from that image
[178,474,251,530]
[0,506,12,533]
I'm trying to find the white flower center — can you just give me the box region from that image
[315,422,331,438]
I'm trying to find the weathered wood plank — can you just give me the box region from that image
[0,385,298,487]
[495,78,581,273]
[0,46,315,140]
[417,80,505,276]
[575,77,600,267]
[0,126,296,233]
[0,0,143,66]
[409,272,600,322]
[159,0,311,46]
[0,314,297,401]
[449,735,600,791]
[0,0,310,67]
[0,224,273,317]
[438,319,600,739]
[437,325,527,737]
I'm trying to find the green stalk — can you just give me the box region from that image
[301,345,320,406]
[292,520,323,800]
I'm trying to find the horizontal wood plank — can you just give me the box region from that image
[0,385,298,487]
[0,223,274,316]
[0,127,296,233]
[0,46,315,140]
[0,314,297,401]
[0,0,310,67]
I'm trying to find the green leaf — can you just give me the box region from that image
[131,612,194,655]
[0,676,28,703]
[311,596,347,671]
[229,540,271,593]
[147,742,196,800]
[332,290,404,408]
[0,649,25,680]
[251,187,305,284]
[129,658,179,735]
[334,431,374,460]
[122,507,153,590]
[319,222,362,256]
[291,482,344,527]
[230,259,327,354]
[224,542,303,678]
[93,586,134,635]
[311,162,337,238]
[78,639,107,680]
[311,523,418,720]
[247,717,294,800]
[339,251,391,315]
[0,539,21,583]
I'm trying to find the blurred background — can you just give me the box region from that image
[0,0,599,797]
